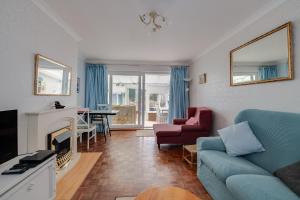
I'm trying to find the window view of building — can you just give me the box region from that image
[111,75,139,126]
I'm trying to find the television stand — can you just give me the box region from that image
[0,154,56,200]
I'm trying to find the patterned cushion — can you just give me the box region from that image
[185,117,199,125]
[274,161,300,196]
[226,175,300,200]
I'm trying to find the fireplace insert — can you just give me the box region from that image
[47,127,72,169]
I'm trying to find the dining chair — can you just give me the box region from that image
[77,108,97,150]
[90,104,111,141]
[97,104,112,136]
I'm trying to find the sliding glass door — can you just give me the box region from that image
[110,74,142,128]
[109,72,170,129]
[144,74,170,128]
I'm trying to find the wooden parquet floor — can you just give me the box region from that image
[73,131,211,200]
[57,152,102,200]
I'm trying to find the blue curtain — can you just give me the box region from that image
[85,63,108,109]
[168,66,189,123]
[258,65,278,80]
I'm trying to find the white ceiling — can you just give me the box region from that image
[43,0,277,63]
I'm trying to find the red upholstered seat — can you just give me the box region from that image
[153,107,212,148]
[154,124,181,137]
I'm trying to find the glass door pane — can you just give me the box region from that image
[111,75,141,127]
[144,74,170,128]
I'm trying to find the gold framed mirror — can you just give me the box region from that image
[34,54,72,96]
[230,22,293,86]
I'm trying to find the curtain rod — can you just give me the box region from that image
[86,63,190,67]
[85,60,190,67]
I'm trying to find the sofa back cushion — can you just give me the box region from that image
[235,109,300,173]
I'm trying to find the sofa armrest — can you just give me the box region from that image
[197,137,226,152]
[173,118,187,125]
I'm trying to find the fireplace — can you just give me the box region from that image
[48,126,73,169]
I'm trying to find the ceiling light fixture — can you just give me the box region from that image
[139,10,167,32]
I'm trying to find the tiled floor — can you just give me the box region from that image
[74,131,211,200]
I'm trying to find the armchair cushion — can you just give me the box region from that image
[185,117,199,125]
[153,124,181,137]
[197,137,226,152]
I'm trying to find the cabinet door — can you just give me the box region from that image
[3,164,56,200]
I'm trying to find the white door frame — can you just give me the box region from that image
[108,71,170,129]
[108,71,143,129]
[143,72,170,128]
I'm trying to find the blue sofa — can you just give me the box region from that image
[197,109,300,200]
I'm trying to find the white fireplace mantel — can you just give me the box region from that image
[26,107,78,153]
[26,107,78,116]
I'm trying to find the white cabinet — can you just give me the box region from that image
[0,155,56,200]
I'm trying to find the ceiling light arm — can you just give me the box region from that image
[139,10,167,32]
[139,14,151,25]
[153,14,165,31]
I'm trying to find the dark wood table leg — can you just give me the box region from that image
[101,118,106,142]
[105,115,111,136]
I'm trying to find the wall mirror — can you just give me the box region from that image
[34,54,71,96]
[230,22,293,86]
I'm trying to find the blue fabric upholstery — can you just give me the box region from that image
[197,109,300,200]
[218,121,265,156]
[235,109,300,173]
[197,137,226,152]
[198,163,237,200]
[226,175,299,200]
[200,150,270,182]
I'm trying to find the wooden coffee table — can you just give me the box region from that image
[135,186,201,200]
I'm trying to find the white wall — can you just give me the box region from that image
[0,0,78,154]
[190,0,300,134]
[77,54,86,107]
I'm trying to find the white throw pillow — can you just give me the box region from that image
[218,121,265,156]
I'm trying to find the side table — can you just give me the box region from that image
[183,145,197,166]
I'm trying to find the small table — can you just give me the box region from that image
[135,186,201,200]
[90,110,118,133]
[183,145,197,166]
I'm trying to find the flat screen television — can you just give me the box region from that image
[0,110,18,165]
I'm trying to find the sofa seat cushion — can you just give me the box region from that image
[153,124,181,137]
[200,150,270,182]
[226,175,300,200]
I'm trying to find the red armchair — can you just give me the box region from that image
[153,107,212,149]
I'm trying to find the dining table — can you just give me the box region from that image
[78,108,119,134]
